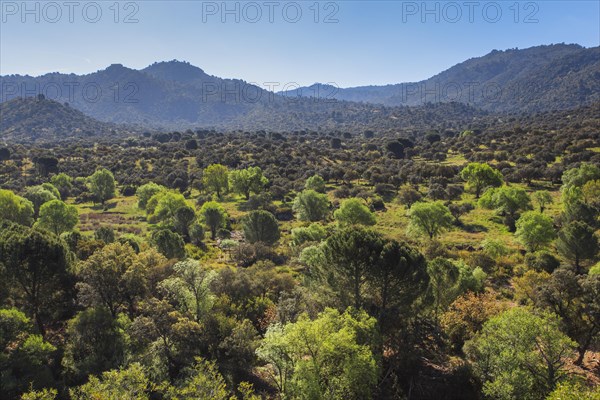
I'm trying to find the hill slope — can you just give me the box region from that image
[282,44,600,113]
[0,97,123,142]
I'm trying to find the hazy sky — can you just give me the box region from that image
[1,1,598,87]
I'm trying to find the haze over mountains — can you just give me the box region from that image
[0,44,598,131]
[282,44,600,112]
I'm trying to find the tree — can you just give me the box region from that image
[547,381,600,400]
[88,168,116,205]
[290,223,327,247]
[320,227,384,309]
[146,191,188,225]
[304,174,326,193]
[427,257,486,318]
[465,307,576,400]
[398,185,422,208]
[535,269,600,365]
[199,201,227,240]
[256,308,378,399]
[407,201,453,239]
[151,229,186,260]
[23,186,58,218]
[50,172,73,198]
[229,166,268,199]
[36,199,79,235]
[532,190,553,213]
[0,189,34,226]
[514,211,555,252]
[441,291,509,351]
[174,205,196,241]
[62,307,126,383]
[69,363,151,400]
[243,210,280,245]
[0,222,72,333]
[334,198,376,226]
[202,164,229,198]
[77,243,163,317]
[479,186,532,230]
[0,308,56,399]
[158,259,216,323]
[555,221,599,272]
[136,182,166,210]
[292,190,329,222]
[129,298,203,382]
[372,239,428,333]
[460,162,503,198]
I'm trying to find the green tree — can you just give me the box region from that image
[199,201,227,240]
[23,185,58,218]
[0,222,72,333]
[292,190,329,222]
[136,182,166,210]
[20,388,58,400]
[479,186,532,230]
[407,201,454,239]
[555,221,599,272]
[0,189,34,226]
[427,257,486,318]
[535,269,600,365]
[77,243,164,317]
[460,162,503,198]
[36,199,79,235]
[290,223,327,247]
[0,308,56,398]
[547,381,600,400]
[532,190,553,213]
[62,307,126,383]
[515,211,556,252]
[158,259,216,323]
[173,205,196,241]
[242,210,280,245]
[334,198,376,226]
[146,191,188,225]
[229,166,269,199]
[88,168,116,205]
[151,229,186,260]
[465,307,576,400]
[320,227,384,309]
[304,174,326,193]
[202,164,229,198]
[256,308,378,400]
[165,358,230,400]
[69,363,151,400]
[50,172,73,198]
[372,239,428,333]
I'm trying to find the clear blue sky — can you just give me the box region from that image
[1,1,598,87]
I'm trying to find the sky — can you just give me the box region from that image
[1,1,599,87]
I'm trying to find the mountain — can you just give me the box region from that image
[0,97,123,142]
[0,60,272,128]
[1,44,597,130]
[281,44,600,113]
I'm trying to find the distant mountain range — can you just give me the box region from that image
[0,44,598,130]
[280,44,600,113]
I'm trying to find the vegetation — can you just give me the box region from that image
[0,95,598,399]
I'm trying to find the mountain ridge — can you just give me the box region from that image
[1,43,598,129]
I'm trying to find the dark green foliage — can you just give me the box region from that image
[242,210,280,246]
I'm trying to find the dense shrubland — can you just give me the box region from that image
[0,103,599,399]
